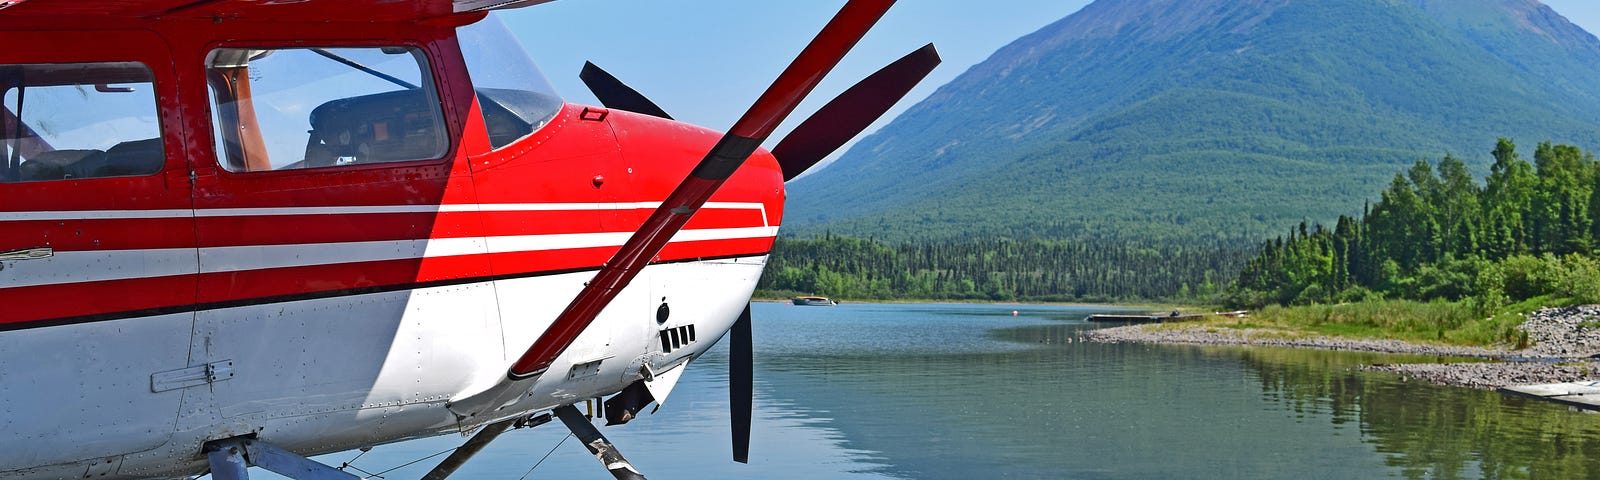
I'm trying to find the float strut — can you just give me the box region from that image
[202,437,358,480]
[554,404,647,480]
[204,441,250,480]
[421,414,551,480]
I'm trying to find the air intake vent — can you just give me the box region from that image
[658,324,698,353]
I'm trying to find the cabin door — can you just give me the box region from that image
[183,41,502,424]
[0,30,198,468]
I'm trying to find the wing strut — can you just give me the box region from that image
[446,0,899,419]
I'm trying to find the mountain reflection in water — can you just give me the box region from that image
[298,303,1600,479]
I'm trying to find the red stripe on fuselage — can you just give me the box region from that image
[657,236,776,261]
[0,275,194,325]
[483,245,620,278]
[195,254,491,303]
[0,217,193,251]
[683,208,766,231]
[479,210,601,236]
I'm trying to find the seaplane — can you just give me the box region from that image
[0,0,938,478]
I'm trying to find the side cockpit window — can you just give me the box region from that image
[0,62,163,183]
[205,47,446,173]
[458,15,563,149]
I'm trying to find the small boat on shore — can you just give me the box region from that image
[1500,382,1600,412]
[1084,309,1247,323]
[1085,312,1205,323]
[792,295,837,306]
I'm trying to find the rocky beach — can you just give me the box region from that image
[1083,305,1600,389]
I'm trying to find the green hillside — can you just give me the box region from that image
[784,0,1600,242]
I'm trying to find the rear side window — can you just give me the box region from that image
[0,62,163,183]
[205,47,447,172]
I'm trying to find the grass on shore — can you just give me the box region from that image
[1183,298,1545,348]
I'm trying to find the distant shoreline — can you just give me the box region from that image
[752,296,1189,311]
[1082,305,1600,390]
[1082,323,1505,358]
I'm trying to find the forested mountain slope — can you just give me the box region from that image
[784,0,1600,242]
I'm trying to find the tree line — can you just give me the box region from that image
[758,235,1251,303]
[1231,139,1600,310]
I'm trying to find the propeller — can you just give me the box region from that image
[581,62,673,120]
[525,0,939,466]
[575,17,940,469]
[582,45,940,181]
[450,0,907,427]
[771,43,939,180]
[434,2,938,478]
[730,304,754,463]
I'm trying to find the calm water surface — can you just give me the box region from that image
[306,303,1600,479]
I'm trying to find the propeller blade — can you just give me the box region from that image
[771,43,940,181]
[730,304,754,463]
[581,61,674,120]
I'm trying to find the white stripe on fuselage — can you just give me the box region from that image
[0,248,198,289]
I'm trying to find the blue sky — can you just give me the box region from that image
[501,1,1086,153]
[501,1,1600,166]
[1544,0,1600,37]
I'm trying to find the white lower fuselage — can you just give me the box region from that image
[0,254,765,480]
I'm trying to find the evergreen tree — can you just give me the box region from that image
[1231,139,1600,309]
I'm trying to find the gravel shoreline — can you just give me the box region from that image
[1081,305,1600,389]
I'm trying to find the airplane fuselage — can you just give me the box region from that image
[0,11,782,480]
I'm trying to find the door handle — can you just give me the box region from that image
[0,247,53,261]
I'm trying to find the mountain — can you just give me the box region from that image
[783,0,1600,242]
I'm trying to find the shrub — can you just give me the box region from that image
[1225,287,1272,309]
[1555,254,1600,304]
[1499,254,1557,301]
[1292,283,1328,305]
[1414,257,1481,301]
[1335,285,1382,303]
[1471,262,1508,316]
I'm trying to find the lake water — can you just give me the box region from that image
[307,302,1600,479]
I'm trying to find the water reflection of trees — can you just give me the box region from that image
[1232,346,1600,479]
[757,320,1600,479]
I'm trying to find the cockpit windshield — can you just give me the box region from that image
[458,14,563,149]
